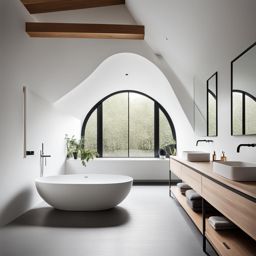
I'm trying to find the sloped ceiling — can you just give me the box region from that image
[126,0,256,91]
[24,0,256,104]
[14,0,256,126]
[6,1,152,103]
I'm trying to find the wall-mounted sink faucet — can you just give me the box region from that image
[40,143,51,177]
[196,139,214,146]
[237,143,256,153]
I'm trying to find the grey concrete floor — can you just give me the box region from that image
[0,186,206,256]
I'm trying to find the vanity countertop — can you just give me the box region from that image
[170,156,256,200]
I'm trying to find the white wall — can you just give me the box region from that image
[195,61,256,162]
[27,90,81,178]
[0,88,80,226]
[55,53,195,157]
[0,0,192,226]
[126,0,256,162]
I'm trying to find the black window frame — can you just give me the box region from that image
[232,90,256,135]
[81,90,176,158]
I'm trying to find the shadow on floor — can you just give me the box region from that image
[10,206,130,228]
[172,198,218,256]
[0,187,33,226]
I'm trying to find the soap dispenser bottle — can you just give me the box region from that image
[212,151,216,161]
[220,151,227,161]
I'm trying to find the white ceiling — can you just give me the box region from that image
[54,53,180,121]
[11,0,256,121]
[126,0,256,90]
[30,0,256,103]
[34,4,136,24]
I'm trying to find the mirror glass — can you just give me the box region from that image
[207,73,218,136]
[194,78,207,136]
[231,42,256,135]
[194,73,218,137]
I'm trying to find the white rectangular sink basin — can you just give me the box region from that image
[183,151,210,162]
[213,161,256,181]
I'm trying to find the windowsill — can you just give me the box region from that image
[67,158,169,161]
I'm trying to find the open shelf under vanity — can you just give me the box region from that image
[171,186,256,256]
[170,157,256,256]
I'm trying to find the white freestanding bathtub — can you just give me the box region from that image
[35,174,133,211]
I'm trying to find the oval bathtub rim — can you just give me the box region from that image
[35,174,134,185]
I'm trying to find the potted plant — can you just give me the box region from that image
[65,135,98,165]
[65,135,78,159]
[159,144,177,158]
[158,148,167,159]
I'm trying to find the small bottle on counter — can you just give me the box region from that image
[212,151,216,161]
[220,151,227,161]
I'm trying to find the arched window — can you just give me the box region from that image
[232,90,256,135]
[81,91,176,158]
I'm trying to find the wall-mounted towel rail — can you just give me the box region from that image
[23,86,27,158]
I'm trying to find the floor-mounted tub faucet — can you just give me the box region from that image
[236,143,256,153]
[40,143,51,177]
[196,139,214,146]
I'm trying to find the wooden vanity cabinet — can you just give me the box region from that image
[181,165,201,194]
[169,157,256,256]
[202,177,256,240]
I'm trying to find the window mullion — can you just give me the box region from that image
[154,103,159,157]
[97,104,103,157]
[242,93,246,135]
[128,92,130,158]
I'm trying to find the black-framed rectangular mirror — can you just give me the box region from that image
[207,72,218,136]
[231,42,256,135]
[194,72,218,137]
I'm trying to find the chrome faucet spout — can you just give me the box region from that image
[40,143,51,177]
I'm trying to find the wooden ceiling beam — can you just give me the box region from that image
[26,22,144,40]
[21,0,125,14]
